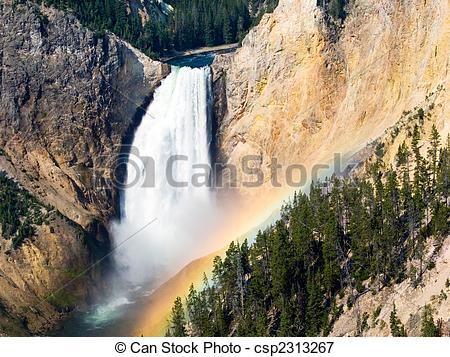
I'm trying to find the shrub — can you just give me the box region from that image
[46,290,76,312]
[372,305,382,324]
[346,296,353,309]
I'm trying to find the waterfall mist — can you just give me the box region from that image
[112,66,218,284]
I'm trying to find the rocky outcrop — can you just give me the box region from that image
[331,236,450,336]
[0,0,168,334]
[0,205,95,335]
[330,94,450,336]
[0,0,169,227]
[210,0,449,337]
[212,0,449,196]
[128,0,170,25]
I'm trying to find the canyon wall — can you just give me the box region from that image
[210,0,449,336]
[130,0,450,337]
[0,0,448,336]
[212,0,449,196]
[0,0,168,334]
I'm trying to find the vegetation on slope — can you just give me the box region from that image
[167,126,449,337]
[37,0,279,57]
[317,0,347,22]
[389,303,407,337]
[0,172,49,250]
[168,0,246,50]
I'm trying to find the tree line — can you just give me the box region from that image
[167,0,249,50]
[167,125,449,337]
[38,0,279,57]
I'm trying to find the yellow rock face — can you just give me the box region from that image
[135,1,449,336]
[213,0,449,203]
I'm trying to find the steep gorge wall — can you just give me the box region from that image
[210,0,449,336]
[132,0,449,337]
[0,0,169,227]
[0,0,168,334]
[212,0,449,197]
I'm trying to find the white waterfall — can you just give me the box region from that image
[112,66,215,283]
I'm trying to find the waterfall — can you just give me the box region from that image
[112,66,215,284]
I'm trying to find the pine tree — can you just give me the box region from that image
[166,296,187,337]
[269,221,292,299]
[104,0,115,28]
[236,15,245,41]
[382,169,405,281]
[204,17,215,46]
[411,125,427,214]
[113,0,128,36]
[431,135,450,243]
[305,274,323,336]
[322,209,341,295]
[185,283,211,336]
[410,125,429,270]
[223,13,233,44]
[421,305,440,336]
[436,136,450,208]
[389,303,407,336]
[396,142,416,258]
[428,124,441,187]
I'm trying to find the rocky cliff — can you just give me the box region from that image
[1,0,448,336]
[0,0,168,334]
[331,234,450,336]
[212,0,449,195]
[128,0,171,24]
[211,0,449,336]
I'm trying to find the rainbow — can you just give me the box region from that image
[132,187,291,336]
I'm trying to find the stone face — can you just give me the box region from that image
[331,236,450,336]
[0,0,448,336]
[128,0,169,24]
[212,0,449,195]
[211,0,450,336]
[0,1,168,334]
[0,1,169,228]
[0,210,94,335]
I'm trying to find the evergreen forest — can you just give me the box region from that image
[167,126,450,337]
[38,0,279,57]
